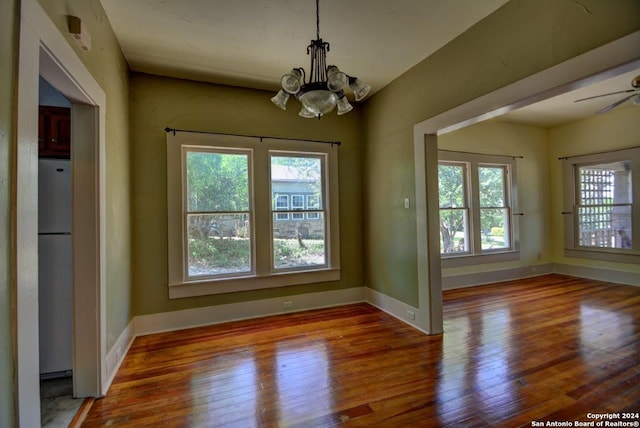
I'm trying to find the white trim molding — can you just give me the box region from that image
[366,288,429,335]
[553,263,640,287]
[135,287,365,337]
[105,321,135,389]
[17,2,107,424]
[442,264,555,290]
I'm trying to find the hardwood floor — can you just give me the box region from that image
[82,275,640,427]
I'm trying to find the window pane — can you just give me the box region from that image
[480,208,509,250]
[438,164,465,208]
[271,155,326,270]
[291,195,304,209]
[579,162,632,205]
[187,214,251,277]
[578,205,632,248]
[273,213,326,269]
[439,209,468,254]
[186,151,249,212]
[479,166,505,207]
[271,157,322,209]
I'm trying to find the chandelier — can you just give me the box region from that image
[271,0,371,119]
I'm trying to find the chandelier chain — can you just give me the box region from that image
[316,0,320,40]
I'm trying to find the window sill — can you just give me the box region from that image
[441,251,520,268]
[169,268,341,299]
[564,248,640,264]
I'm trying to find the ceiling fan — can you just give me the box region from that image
[574,74,640,114]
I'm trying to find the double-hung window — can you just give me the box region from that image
[561,147,640,263]
[167,132,340,298]
[438,151,520,267]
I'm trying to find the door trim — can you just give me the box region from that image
[17,1,106,425]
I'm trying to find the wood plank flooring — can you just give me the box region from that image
[82,274,640,427]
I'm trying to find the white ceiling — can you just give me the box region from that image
[498,68,640,128]
[99,0,509,93]
[99,0,639,127]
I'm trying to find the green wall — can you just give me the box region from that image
[438,121,551,277]
[363,0,640,306]
[37,0,132,349]
[549,106,640,273]
[0,0,18,424]
[130,73,363,316]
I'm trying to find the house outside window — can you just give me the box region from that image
[167,132,341,298]
[438,150,520,267]
[291,195,305,219]
[275,194,289,220]
[561,147,639,263]
[306,195,320,219]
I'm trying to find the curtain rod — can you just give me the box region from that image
[164,127,341,147]
[438,149,523,159]
[558,145,640,160]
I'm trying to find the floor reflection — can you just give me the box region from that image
[276,340,332,426]
[189,348,259,427]
[439,305,516,423]
[580,302,633,352]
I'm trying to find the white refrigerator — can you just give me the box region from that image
[38,159,73,376]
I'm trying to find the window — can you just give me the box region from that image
[561,147,639,263]
[271,155,326,270]
[167,133,340,298]
[438,151,519,267]
[185,149,252,279]
[291,195,305,219]
[306,194,320,219]
[275,194,289,220]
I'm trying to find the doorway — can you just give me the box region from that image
[37,76,84,426]
[16,1,107,426]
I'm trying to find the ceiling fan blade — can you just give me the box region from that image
[596,93,638,114]
[574,88,638,103]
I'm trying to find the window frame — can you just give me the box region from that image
[438,150,520,268]
[167,132,341,298]
[561,147,640,263]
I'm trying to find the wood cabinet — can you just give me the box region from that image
[39,106,71,158]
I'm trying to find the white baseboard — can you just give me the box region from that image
[365,287,428,334]
[553,263,640,286]
[134,286,366,337]
[442,264,555,290]
[105,320,134,392]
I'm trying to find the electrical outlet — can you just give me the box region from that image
[404,198,410,209]
[116,346,123,361]
[406,310,415,320]
[283,301,293,309]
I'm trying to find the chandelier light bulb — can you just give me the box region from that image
[336,95,353,115]
[349,78,371,102]
[281,69,303,94]
[327,66,347,92]
[270,89,290,110]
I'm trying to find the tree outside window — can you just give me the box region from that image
[438,151,518,262]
